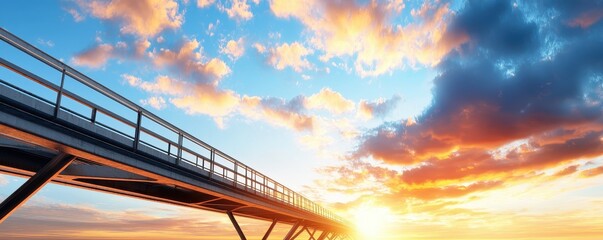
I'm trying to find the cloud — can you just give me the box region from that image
[568,9,603,28]
[220,38,245,60]
[241,95,315,132]
[269,0,466,77]
[252,42,266,53]
[65,7,85,22]
[151,38,230,86]
[355,0,603,164]
[219,0,253,21]
[124,74,239,119]
[0,201,293,239]
[170,85,240,118]
[197,0,215,8]
[73,39,151,68]
[72,43,114,68]
[358,95,401,119]
[77,0,184,37]
[267,42,313,72]
[314,0,603,215]
[37,39,55,47]
[140,96,167,110]
[581,165,603,178]
[305,88,354,114]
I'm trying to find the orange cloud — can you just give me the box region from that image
[270,0,465,77]
[568,9,603,28]
[220,38,245,60]
[78,0,184,37]
[219,0,253,21]
[73,39,151,68]
[72,43,113,68]
[0,197,295,239]
[152,38,230,85]
[170,85,239,118]
[196,0,215,8]
[140,96,167,110]
[305,88,354,114]
[123,75,238,120]
[581,165,603,178]
[267,42,313,72]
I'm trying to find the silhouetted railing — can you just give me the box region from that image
[0,28,346,225]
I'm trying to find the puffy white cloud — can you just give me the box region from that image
[220,38,245,60]
[220,0,253,21]
[152,38,230,85]
[306,88,354,114]
[270,0,465,77]
[140,96,167,110]
[267,42,313,72]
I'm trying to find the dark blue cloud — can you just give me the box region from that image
[356,0,603,164]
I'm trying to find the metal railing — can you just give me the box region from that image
[0,28,346,225]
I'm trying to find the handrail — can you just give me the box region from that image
[0,28,348,225]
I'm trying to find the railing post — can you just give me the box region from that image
[133,110,142,150]
[90,108,97,123]
[167,142,171,156]
[234,163,238,187]
[176,133,183,165]
[209,148,215,178]
[53,68,66,118]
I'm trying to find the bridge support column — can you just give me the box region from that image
[284,220,301,240]
[0,152,74,223]
[262,219,278,240]
[227,211,246,240]
[291,226,306,239]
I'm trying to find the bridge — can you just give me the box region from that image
[0,28,355,240]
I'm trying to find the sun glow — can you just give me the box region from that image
[352,203,393,239]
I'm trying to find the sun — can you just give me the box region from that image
[351,203,393,239]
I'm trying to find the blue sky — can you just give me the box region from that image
[2,0,603,239]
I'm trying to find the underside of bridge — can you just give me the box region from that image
[0,136,348,240]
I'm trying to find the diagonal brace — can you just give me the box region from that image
[0,152,75,223]
[291,226,306,240]
[262,219,278,240]
[306,227,316,240]
[227,211,246,240]
[317,231,329,240]
[284,220,302,240]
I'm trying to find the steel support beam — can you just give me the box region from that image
[329,233,339,240]
[262,219,278,240]
[306,227,316,240]
[0,152,74,223]
[291,226,306,240]
[317,231,329,240]
[227,211,247,240]
[284,220,302,240]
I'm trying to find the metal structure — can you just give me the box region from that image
[0,28,354,239]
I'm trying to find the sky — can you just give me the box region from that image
[1,0,603,239]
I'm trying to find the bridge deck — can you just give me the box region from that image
[0,28,352,239]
